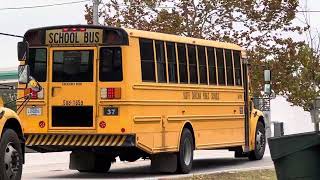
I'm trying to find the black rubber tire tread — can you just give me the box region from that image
[0,129,23,180]
[248,121,266,161]
[176,128,194,174]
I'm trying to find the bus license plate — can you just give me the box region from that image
[27,107,41,116]
[104,107,118,116]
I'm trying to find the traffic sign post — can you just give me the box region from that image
[311,97,320,131]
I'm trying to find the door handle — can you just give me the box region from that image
[52,87,61,97]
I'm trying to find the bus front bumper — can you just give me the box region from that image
[25,134,136,147]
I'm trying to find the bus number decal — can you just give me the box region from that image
[63,100,83,106]
[104,107,119,116]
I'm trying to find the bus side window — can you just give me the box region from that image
[99,47,123,82]
[207,47,217,85]
[155,41,167,83]
[216,48,226,85]
[197,46,207,84]
[28,48,47,82]
[166,42,178,83]
[233,51,242,86]
[188,45,198,84]
[225,49,234,86]
[177,43,188,83]
[139,38,156,82]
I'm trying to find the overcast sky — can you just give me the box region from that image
[1,0,320,69]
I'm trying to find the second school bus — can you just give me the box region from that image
[18,25,266,173]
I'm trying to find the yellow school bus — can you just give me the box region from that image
[0,104,24,179]
[17,25,266,173]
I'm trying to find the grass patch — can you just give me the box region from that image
[183,169,276,180]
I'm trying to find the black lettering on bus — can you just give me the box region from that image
[95,32,100,43]
[59,33,64,44]
[75,33,80,43]
[84,32,88,43]
[64,33,69,43]
[70,33,75,43]
[54,33,59,43]
[90,32,95,43]
[48,33,54,43]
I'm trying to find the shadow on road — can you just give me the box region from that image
[37,157,249,179]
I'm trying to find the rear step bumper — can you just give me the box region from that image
[25,134,135,147]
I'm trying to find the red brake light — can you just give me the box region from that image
[80,28,86,32]
[72,28,77,32]
[62,28,69,32]
[107,88,115,99]
[101,88,121,99]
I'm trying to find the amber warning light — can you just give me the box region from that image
[62,27,86,32]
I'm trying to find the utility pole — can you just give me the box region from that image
[92,0,99,25]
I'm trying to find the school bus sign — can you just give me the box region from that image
[46,28,103,45]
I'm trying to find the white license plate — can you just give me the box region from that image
[27,107,41,116]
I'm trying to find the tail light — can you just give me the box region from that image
[24,88,44,99]
[101,88,121,99]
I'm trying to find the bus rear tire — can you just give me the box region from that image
[248,121,266,160]
[176,128,194,174]
[0,129,23,180]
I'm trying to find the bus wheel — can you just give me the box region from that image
[249,121,266,160]
[0,129,23,180]
[177,128,194,174]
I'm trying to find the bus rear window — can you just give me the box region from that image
[99,47,123,81]
[53,50,93,82]
[28,48,47,82]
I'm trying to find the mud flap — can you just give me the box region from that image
[69,152,96,171]
[151,153,177,173]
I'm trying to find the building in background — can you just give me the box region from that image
[0,67,17,111]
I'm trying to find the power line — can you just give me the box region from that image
[0,0,90,11]
[298,10,320,13]
[0,33,23,38]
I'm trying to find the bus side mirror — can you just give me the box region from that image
[17,41,29,61]
[18,65,30,84]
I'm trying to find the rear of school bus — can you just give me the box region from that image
[18,25,141,173]
[18,25,266,174]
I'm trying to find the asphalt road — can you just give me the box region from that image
[22,147,273,180]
